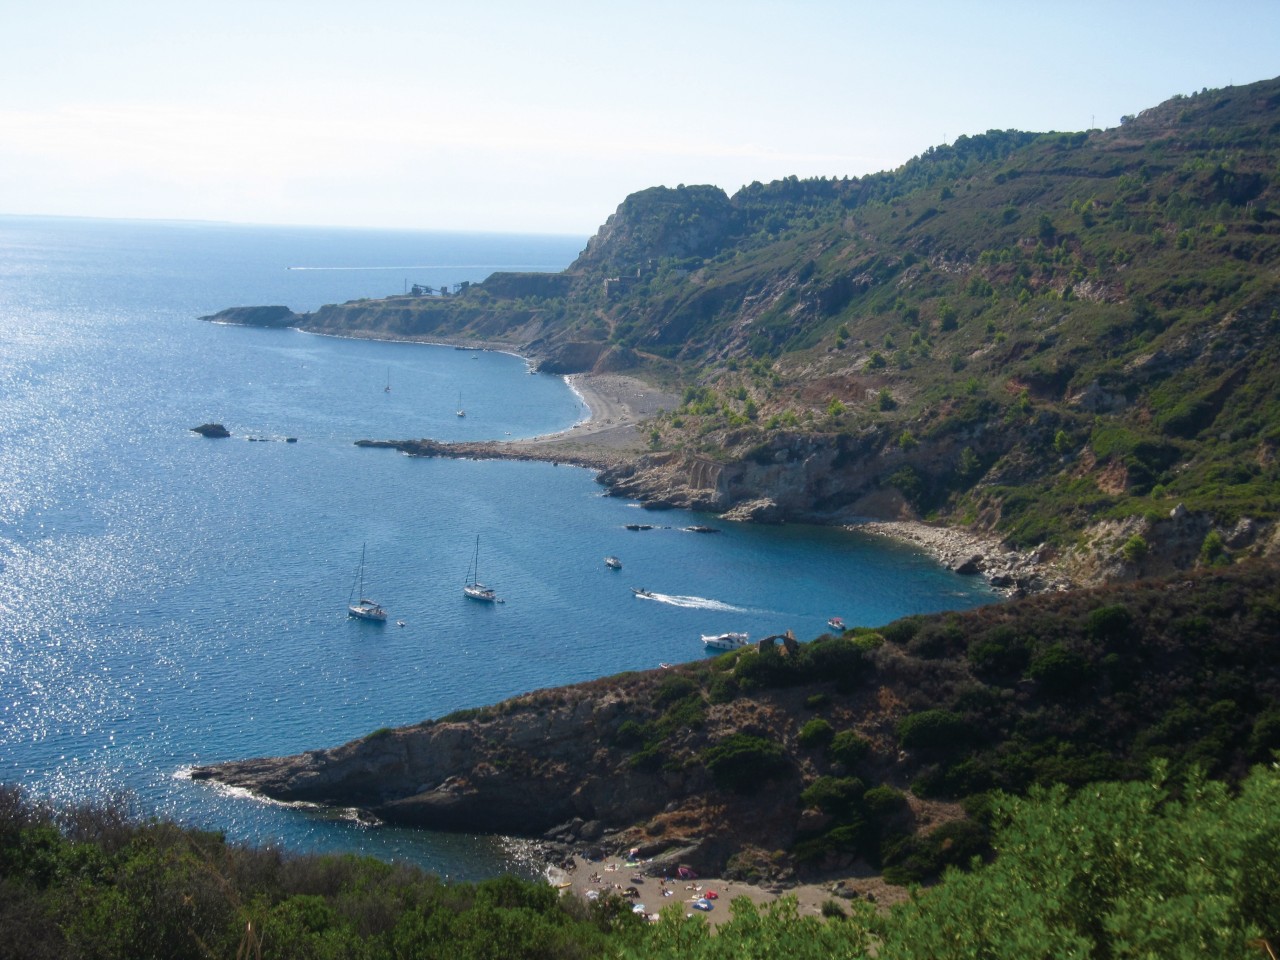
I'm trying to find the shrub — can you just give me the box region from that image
[613,719,648,747]
[968,627,1032,677]
[798,718,835,749]
[801,776,866,818]
[707,673,738,704]
[1200,530,1229,566]
[829,730,872,767]
[881,818,990,885]
[863,785,910,821]
[821,898,847,918]
[1121,535,1149,563]
[702,734,789,793]
[1028,644,1091,696]
[897,710,971,751]
[654,674,699,707]
[1086,603,1133,641]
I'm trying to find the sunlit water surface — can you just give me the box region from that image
[0,216,996,879]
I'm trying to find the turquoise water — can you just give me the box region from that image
[0,215,996,879]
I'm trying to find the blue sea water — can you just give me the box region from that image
[0,215,997,880]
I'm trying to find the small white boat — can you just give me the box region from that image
[347,544,387,623]
[827,616,846,632]
[632,587,654,598]
[605,556,622,570]
[456,389,465,417]
[701,631,750,651]
[463,534,498,602]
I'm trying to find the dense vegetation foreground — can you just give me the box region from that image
[3,762,1279,959]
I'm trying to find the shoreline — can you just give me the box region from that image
[545,853,902,927]
[516,372,679,452]
[852,519,1069,595]
[331,330,1071,595]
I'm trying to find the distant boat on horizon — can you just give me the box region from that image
[384,367,391,393]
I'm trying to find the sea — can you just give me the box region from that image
[0,214,997,881]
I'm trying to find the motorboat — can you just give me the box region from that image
[632,587,654,598]
[827,616,846,632]
[701,631,750,651]
[605,556,622,570]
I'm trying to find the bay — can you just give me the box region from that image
[0,215,996,879]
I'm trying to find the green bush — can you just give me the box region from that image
[898,710,971,751]
[654,674,700,707]
[800,776,865,818]
[967,627,1031,677]
[829,730,871,767]
[1086,603,1134,641]
[880,818,990,886]
[702,734,789,793]
[1028,644,1090,695]
[797,718,835,748]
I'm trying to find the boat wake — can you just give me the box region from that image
[635,591,757,613]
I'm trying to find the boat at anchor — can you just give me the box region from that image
[347,544,387,623]
[463,535,498,602]
[701,631,750,651]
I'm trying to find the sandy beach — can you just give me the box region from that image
[546,854,902,927]
[523,373,679,452]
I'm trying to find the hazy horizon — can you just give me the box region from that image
[4,0,1279,235]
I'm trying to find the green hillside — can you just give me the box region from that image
[298,77,1280,569]
[581,81,1280,552]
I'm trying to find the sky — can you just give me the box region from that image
[2,0,1278,236]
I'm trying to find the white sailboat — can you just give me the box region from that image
[463,534,497,602]
[348,544,387,622]
[456,390,465,417]
[384,367,391,393]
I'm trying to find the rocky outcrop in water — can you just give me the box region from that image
[191,422,231,438]
[199,305,299,328]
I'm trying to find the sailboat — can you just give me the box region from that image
[463,535,497,602]
[456,390,465,417]
[384,367,391,393]
[347,543,387,622]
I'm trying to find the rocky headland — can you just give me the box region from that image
[189,637,968,887]
[189,559,1280,903]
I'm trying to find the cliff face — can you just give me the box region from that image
[192,671,821,869]
[595,430,1280,593]
[571,185,736,276]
